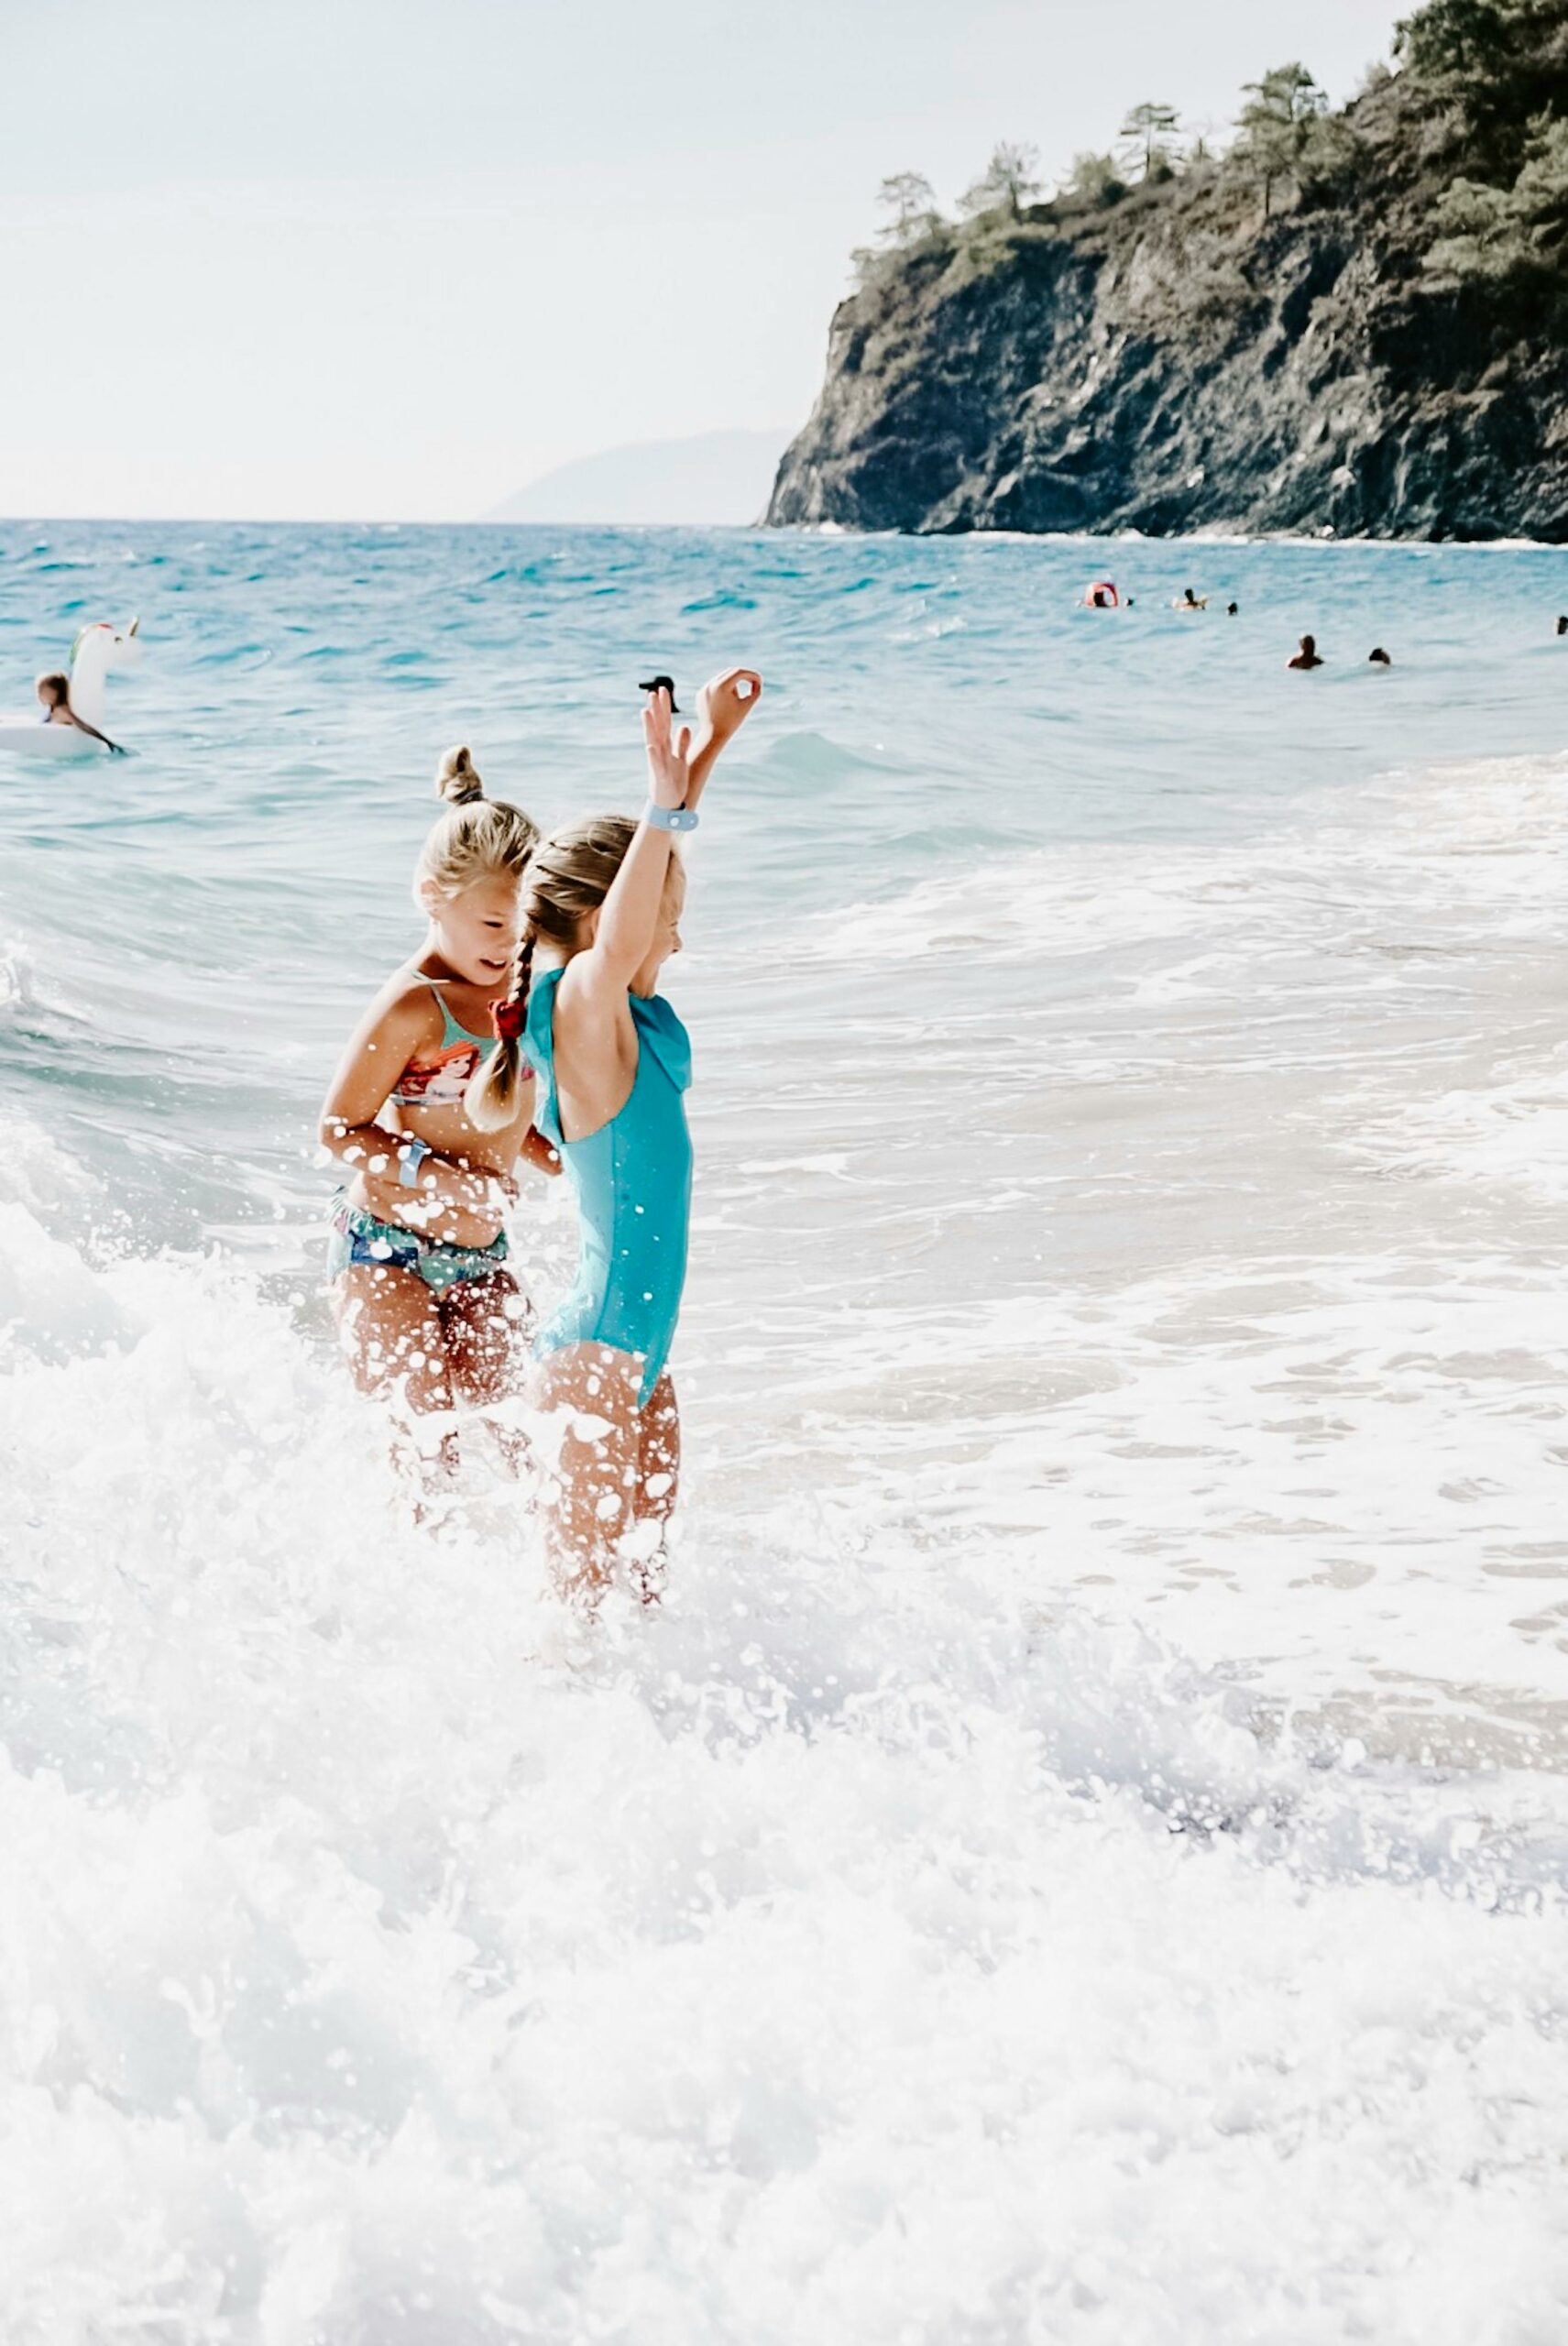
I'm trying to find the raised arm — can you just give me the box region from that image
[565,687,694,1006]
[683,667,762,809]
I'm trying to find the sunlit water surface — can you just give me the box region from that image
[2,521,1566,2341]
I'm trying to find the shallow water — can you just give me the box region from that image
[2,521,1567,2340]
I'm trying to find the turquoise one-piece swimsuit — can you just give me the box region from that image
[525,964,693,1407]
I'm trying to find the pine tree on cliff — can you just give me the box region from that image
[1118,102,1182,182]
[1237,63,1329,216]
[960,143,1042,221]
[877,173,942,248]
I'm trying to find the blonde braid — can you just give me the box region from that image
[466,932,535,1130]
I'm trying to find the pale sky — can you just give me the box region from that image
[4,0,1408,521]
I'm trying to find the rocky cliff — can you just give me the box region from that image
[767,3,1568,541]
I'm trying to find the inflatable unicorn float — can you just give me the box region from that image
[0,617,142,756]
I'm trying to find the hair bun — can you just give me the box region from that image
[434,744,484,806]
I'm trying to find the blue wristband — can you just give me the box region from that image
[645,801,698,833]
[399,1136,433,1189]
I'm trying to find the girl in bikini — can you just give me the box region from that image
[319,746,558,1477]
[467,668,762,1597]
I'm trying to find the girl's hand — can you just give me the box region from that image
[684,667,762,809]
[521,1124,564,1178]
[696,667,763,745]
[642,686,693,810]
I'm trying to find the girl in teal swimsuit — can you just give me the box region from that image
[319,747,559,1480]
[467,670,762,1595]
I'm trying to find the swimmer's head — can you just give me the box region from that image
[413,747,539,985]
[1368,646,1391,665]
[1557,616,1567,637]
[638,674,680,712]
[1299,633,1317,656]
[1227,602,1239,616]
[466,811,685,1130]
[36,671,70,710]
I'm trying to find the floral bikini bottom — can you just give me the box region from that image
[326,1198,510,1298]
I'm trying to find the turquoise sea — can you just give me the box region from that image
[2,520,1567,2339]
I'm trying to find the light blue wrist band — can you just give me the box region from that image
[399,1136,433,1189]
[646,801,698,833]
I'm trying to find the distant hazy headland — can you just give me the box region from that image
[768,0,1568,540]
[487,431,787,528]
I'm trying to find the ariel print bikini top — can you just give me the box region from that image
[389,986,499,1109]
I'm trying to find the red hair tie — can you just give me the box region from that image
[491,996,527,1042]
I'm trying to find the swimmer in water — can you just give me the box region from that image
[36,670,124,753]
[1175,586,1209,611]
[466,669,762,1603]
[1556,616,1567,637]
[1226,602,1239,617]
[637,674,680,710]
[319,747,559,1487]
[1368,646,1391,666]
[1287,634,1324,671]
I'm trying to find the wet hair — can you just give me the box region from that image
[1299,633,1317,655]
[1557,615,1567,636]
[1226,601,1239,616]
[466,812,645,1131]
[415,745,539,904]
[1368,645,1391,664]
[36,671,70,707]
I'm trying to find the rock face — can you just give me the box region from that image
[768,55,1568,541]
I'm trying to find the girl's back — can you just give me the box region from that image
[526,963,693,1405]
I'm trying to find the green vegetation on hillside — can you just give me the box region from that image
[850,0,1568,309]
[1398,0,1568,283]
[777,0,1568,539]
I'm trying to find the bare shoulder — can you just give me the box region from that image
[551,962,636,1120]
[554,954,631,1029]
[332,969,442,1075]
[365,970,444,1040]
[554,960,635,1060]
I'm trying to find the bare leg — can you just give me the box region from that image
[439,1271,533,1474]
[635,1371,681,1520]
[532,1344,656,1603]
[335,1263,455,1480]
[630,1370,680,1604]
